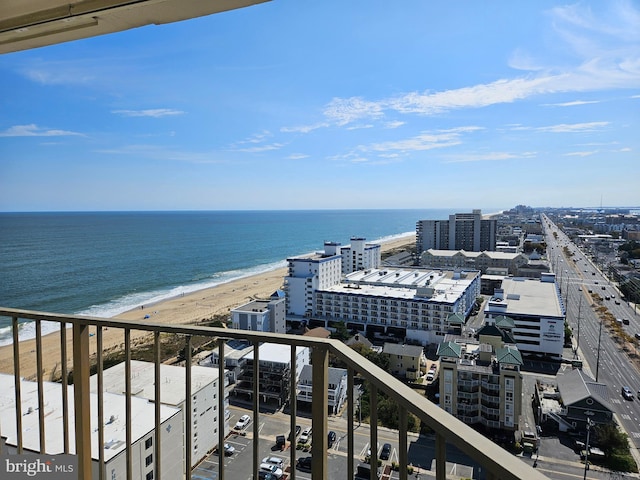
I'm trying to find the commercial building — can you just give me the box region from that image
[231,290,286,334]
[234,343,310,406]
[90,360,226,469]
[437,329,524,432]
[420,249,529,275]
[416,210,497,254]
[0,374,183,480]
[297,365,348,415]
[284,238,381,319]
[483,273,565,358]
[311,267,481,346]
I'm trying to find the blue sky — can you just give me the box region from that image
[1,0,639,212]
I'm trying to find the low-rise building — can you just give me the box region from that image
[0,374,183,480]
[90,360,225,468]
[420,249,529,275]
[234,343,310,407]
[231,290,286,334]
[297,364,348,415]
[382,343,427,380]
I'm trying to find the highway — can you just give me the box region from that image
[542,214,640,451]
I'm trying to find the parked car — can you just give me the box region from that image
[259,463,283,479]
[635,333,640,340]
[262,456,284,468]
[328,430,337,448]
[380,443,391,460]
[296,456,312,472]
[299,427,312,444]
[622,386,633,400]
[234,414,251,430]
[275,435,286,448]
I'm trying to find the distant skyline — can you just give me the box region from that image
[1,0,639,212]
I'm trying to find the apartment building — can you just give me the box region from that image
[234,343,310,406]
[297,364,348,415]
[420,249,529,275]
[484,273,565,358]
[90,360,226,469]
[437,335,523,432]
[311,268,481,346]
[0,374,183,480]
[231,290,286,334]
[416,210,497,254]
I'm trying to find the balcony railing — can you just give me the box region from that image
[0,307,548,480]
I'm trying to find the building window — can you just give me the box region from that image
[145,437,153,449]
[145,455,153,466]
[146,472,154,480]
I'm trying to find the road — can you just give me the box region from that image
[543,214,640,453]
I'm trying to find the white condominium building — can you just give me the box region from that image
[90,360,226,469]
[339,237,381,275]
[0,374,183,480]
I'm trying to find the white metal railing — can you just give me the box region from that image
[0,307,549,480]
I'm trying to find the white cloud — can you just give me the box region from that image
[0,124,83,137]
[112,109,185,118]
[234,143,285,153]
[287,153,310,160]
[543,100,600,107]
[364,127,482,154]
[444,151,537,164]
[280,123,329,133]
[564,151,598,157]
[323,97,384,125]
[384,121,405,129]
[510,121,609,133]
[346,124,374,130]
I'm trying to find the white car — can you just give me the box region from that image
[261,456,284,468]
[299,427,312,444]
[259,463,284,479]
[234,414,251,430]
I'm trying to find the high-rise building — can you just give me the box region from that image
[416,210,497,254]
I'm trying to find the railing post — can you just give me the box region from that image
[369,384,378,480]
[72,322,92,480]
[311,344,328,479]
[435,432,446,480]
[347,368,355,480]
[289,344,297,480]
[398,405,407,480]
[218,338,226,480]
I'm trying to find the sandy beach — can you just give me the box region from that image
[0,235,415,378]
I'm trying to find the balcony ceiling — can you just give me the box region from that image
[0,0,269,54]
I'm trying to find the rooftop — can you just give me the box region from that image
[0,373,180,461]
[489,277,563,318]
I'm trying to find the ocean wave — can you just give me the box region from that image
[0,320,68,348]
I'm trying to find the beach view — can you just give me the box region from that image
[1,1,638,480]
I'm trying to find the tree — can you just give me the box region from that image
[330,321,350,341]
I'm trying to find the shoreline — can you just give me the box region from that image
[0,234,415,377]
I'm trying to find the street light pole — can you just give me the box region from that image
[583,417,594,480]
[595,319,603,382]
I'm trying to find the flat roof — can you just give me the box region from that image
[0,373,180,461]
[492,278,562,317]
[90,360,218,406]
[245,343,308,363]
[323,268,478,303]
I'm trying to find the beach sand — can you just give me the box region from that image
[0,236,415,378]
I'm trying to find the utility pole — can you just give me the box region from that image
[595,319,603,382]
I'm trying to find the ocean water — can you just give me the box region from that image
[0,209,485,345]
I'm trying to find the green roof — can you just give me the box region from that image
[494,315,515,328]
[447,313,465,325]
[496,346,523,366]
[436,341,462,359]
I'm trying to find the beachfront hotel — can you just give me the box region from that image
[0,374,184,480]
[89,360,227,469]
[230,290,286,334]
